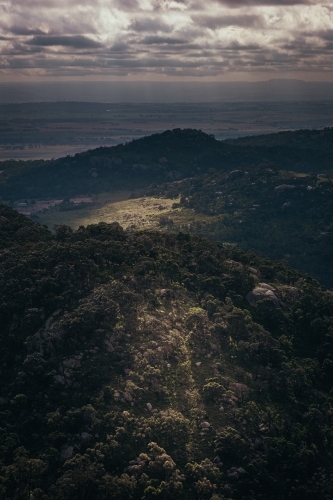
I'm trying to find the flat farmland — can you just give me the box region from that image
[1,100,333,160]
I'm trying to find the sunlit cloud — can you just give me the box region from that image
[0,0,331,80]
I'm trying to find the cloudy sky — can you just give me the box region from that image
[0,0,332,81]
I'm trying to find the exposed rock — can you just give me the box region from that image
[54,375,66,385]
[104,341,114,353]
[27,309,63,354]
[124,392,133,402]
[259,283,275,291]
[60,445,74,461]
[63,358,81,369]
[81,432,92,444]
[146,403,153,411]
[195,362,202,367]
[246,283,280,308]
[274,184,296,191]
[200,421,210,429]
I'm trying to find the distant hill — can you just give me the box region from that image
[1,128,333,201]
[0,208,333,499]
[224,127,333,153]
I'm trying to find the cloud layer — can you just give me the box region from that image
[0,0,332,80]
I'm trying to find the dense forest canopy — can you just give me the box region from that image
[0,205,333,499]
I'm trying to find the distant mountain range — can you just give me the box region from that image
[0,79,333,104]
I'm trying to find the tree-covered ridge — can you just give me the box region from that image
[224,127,333,152]
[0,204,52,249]
[0,208,333,499]
[1,128,333,201]
[148,166,333,288]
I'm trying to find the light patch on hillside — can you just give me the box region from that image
[36,191,180,231]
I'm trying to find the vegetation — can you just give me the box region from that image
[225,126,333,153]
[147,165,333,288]
[1,205,333,499]
[1,128,333,201]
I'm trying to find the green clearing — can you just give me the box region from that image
[36,191,180,231]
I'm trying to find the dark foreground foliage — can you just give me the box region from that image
[0,206,333,500]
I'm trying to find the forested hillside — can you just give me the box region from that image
[1,128,333,201]
[1,206,333,500]
[224,127,333,153]
[148,166,333,288]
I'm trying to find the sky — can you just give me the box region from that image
[0,0,332,82]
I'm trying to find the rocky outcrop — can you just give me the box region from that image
[246,283,281,307]
[274,184,296,191]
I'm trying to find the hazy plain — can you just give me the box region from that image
[1,100,333,160]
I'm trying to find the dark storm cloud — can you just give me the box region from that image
[192,14,265,30]
[129,18,172,33]
[0,0,331,79]
[314,29,333,42]
[223,41,261,51]
[27,35,103,49]
[10,26,49,36]
[140,35,188,44]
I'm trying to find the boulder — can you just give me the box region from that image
[246,283,280,308]
[124,392,133,402]
[274,184,296,191]
[60,445,74,461]
[63,358,81,369]
[54,375,66,385]
[104,341,114,352]
[81,432,92,444]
